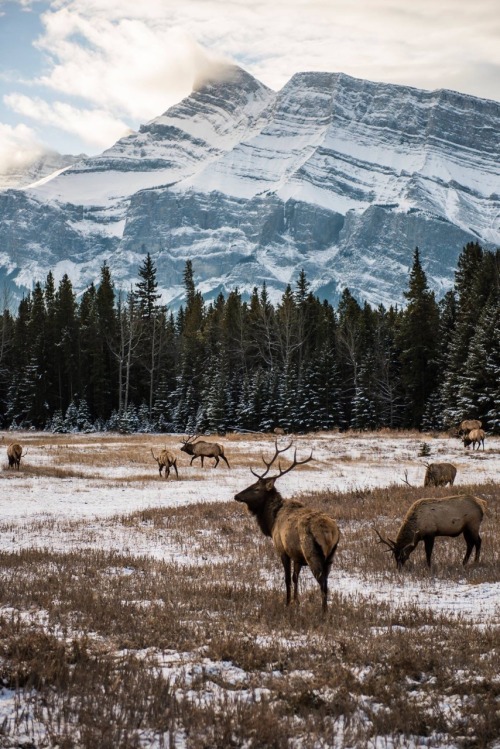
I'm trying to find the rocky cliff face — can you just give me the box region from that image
[0,65,498,307]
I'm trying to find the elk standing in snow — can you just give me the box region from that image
[375,495,486,569]
[6,442,26,470]
[180,435,230,468]
[235,441,340,612]
[423,463,457,487]
[151,448,179,479]
[463,428,485,451]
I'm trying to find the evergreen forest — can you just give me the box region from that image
[0,242,499,434]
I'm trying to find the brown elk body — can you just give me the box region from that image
[7,442,25,470]
[180,436,230,468]
[273,427,285,435]
[376,495,486,569]
[463,428,485,451]
[151,448,179,479]
[458,419,482,436]
[423,463,457,487]
[235,442,340,612]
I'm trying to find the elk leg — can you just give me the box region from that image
[173,461,179,479]
[213,456,219,468]
[165,466,170,479]
[190,456,195,466]
[222,455,230,468]
[474,534,482,562]
[292,561,301,604]
[320,573,328,613]
[200,456,204,468]
[281,555,292,606]
[462,529,478,565]
[424,536,435,568]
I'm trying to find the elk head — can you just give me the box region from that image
[235,440,313,511]
[374,529,414,569]
[180,434,198,455]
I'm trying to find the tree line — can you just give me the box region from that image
[0,241,498,434]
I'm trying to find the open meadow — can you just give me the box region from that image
[0,429,499,748]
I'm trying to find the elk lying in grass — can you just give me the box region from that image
[6,442,26,470]
[235,441,340,612]
[463,428,485,451]
[458,419,482,437]
[180,435,230,468]
[151,448,179,479]
[423,462,457,487]
[375,495,487,569]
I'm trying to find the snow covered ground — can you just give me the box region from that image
[1,430,499,622]
[0,430,499,747]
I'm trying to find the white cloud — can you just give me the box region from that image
[4,93,131,147]
[0,121,47,175]
[35,7,226,120]
[33,0,499,110]
[2,0,499,157]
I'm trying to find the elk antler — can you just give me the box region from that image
[181,434,199,445]
[151,448,158,462]
[251,440,313,480]
[374,528,396,551]
[400,469,413,487]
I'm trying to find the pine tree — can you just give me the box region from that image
[96,263,118,418]
[55,274,79,414]
[397,248,440,427]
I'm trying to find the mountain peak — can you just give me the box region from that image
[1,68,498,310]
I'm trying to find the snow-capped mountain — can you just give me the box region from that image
[0,151,87,191]
[0,65,498,307]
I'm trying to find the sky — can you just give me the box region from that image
[1,0,499,174]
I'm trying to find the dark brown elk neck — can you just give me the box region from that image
[395,513,418,550]
[252,492,284,538]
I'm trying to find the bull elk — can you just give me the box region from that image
[463,428,485,451]
[7,442,27,470]
[235,441,340,612]
[151,448,179,479]
[180,435,230,468]
[423,463,457,487]
[375,495,487,569]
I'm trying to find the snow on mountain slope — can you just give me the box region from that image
[0,65,498,307]
[0,151,86,191]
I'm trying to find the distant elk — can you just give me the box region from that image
[375,495,487,569]
[151,448,179,479]
[463,428,485,451]
[423,463,457,487]
[6,442,27,470]
[180,435,230,468]
[273,427,285,436]
[235,441,340,612]
[457,419,482,437]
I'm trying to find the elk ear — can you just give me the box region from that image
[265,478,276,491]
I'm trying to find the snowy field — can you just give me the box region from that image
[1,429,499,620]
[1,429,499,748]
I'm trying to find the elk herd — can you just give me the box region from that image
[3,417,493,612]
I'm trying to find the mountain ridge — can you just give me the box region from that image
[0,64,498,307]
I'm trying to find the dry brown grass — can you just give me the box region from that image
[0,432,499,747]
[0,435,500,749]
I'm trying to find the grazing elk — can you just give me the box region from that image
[463,428,485,451]
[151,448,179,479]
[375,495,487,569]
[235,441,340,612]
[457,419,482,437]
[6,442,26,470]
[180,435,230,468]
[424,463,457,487]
